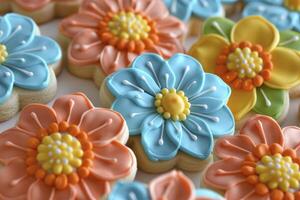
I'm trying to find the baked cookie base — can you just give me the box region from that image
[223,2,243,17]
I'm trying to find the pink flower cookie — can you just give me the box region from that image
[0,93,137,199]
[59,0,186,87]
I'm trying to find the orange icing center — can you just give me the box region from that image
[26,122,94,190]
[285,0,300,11]
[99,9,159,53]
[215,41,273,91]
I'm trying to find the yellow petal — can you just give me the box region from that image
[188,34,229,73]
[265,47,300,89]
[227,88,257,120]
[231,16,279,52]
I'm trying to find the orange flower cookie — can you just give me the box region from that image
[0,0,82,24]
[204,115,300,200]
[59,0,186,87]
[0,93,137,199]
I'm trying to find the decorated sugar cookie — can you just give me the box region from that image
[0,0,82,24]
[0,93,137,199]
[204,115,300,200]
[100,53,235,173]
[0,13,62,122]
[109,170,224,200]
[189,16,300,128]
[59,0,185,87]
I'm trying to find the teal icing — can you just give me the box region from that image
[163,0,223,22]
[221,0,238,4]
[195,189,224,199]
[108,182,150,200]
[107,53,234,161]
[0,13,61,104]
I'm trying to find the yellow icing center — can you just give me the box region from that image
[36,133,84,175]
[155,88,190,121]
[227,47,263,79]
[0,44,8,64]
[256,154,300,192]
[285,0,300,11]
[108,11,151,41]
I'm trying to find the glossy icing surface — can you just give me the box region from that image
[106,53,234,161]
[108,170,224,200]
[204,115,300,200]
[189,16,300,121]
[60,0,185,76]
[0,13,61,104]
[0,93,135,199]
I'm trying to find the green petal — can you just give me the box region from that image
[202,17,235,41]
[279,30,300,51]
[253,85,288,120]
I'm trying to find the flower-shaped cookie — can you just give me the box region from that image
[59,0,185,85]
[189,16,300,121]
[0,93,136,199]
[104,53,234,166]
[204,115,300,200]
[109,170,224,200]
[0,0,82,24]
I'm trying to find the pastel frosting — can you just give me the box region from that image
[0,93,135,199]
[189,16,300,121]
[106,53,234,161]
[0,13,61,104]
[60,0,185,75]
[163,0,224,22]
[204,115,300,200]
[108,170,224,200]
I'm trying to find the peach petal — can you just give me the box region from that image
[15,0,50,10]
[144,0,168,20]
[156,16,186,38]
[80,0,111,16]
[282,126,300,154]
[75,176,109,200]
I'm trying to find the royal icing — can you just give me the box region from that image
[189,16,300,121]
[163,0,224,22]
[60,0,185,76]
[106,53,234,161]
[0,13,61,104]
[0,93,135,199]
[108,170,224,200]
[221,0,238,4]
[204,115,300,200]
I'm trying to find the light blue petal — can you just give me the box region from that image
[192,0,224,19]
[16,36,62,65]
[4,53,49,90]
[141,116,181,161]
[196,189,224,199]
[191,105,234,137]
[242,2,298,31]
[190,97,225,114]
[0,66,14,104]
[123,91,155,108]
[176,116,213,159]
[294,13,300,32]
[243,0,283,4]
[111,97,155,135]
[3,14,36,52]
[108,181,150,200]
[221,0,238,4]
[106,68,160,98]
[165,0,196,21]
[167,54,205,97]
[131,53,175,89]
[0,15,11,43]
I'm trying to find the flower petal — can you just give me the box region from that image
[5,53,49,90]
[17,104,57,133]
[75,176,109,200]
[191,97,225,114]
[231,16,279,51]
[0,159,35,199]
[240,115,284,146]
[108,182,150,200]
[59,12,99,38]
[90,141,134,180]
[0,66,14,104]
[279,30,300,51]
[188,34,229,73]
[14,0,49,10]
[53,93,93,125]
[192,0,223,20]
[79,108,126,145]
[253,85,287,120]
[225,181,266,200]
[154,36,184,58]
[165,0,194,22]
[0,15,11,43]
[131,53,176,89]
[214,135,256,160]
[143,0,169,20]
[203,17,234,39]
[68,30,104,66]
[227,88,256,121]
[282,126,300,154]
[265,47,300,89]
[141,115,181,161]
[149,171,194,200]
[156,16,186,38]
[167,54,205,97]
